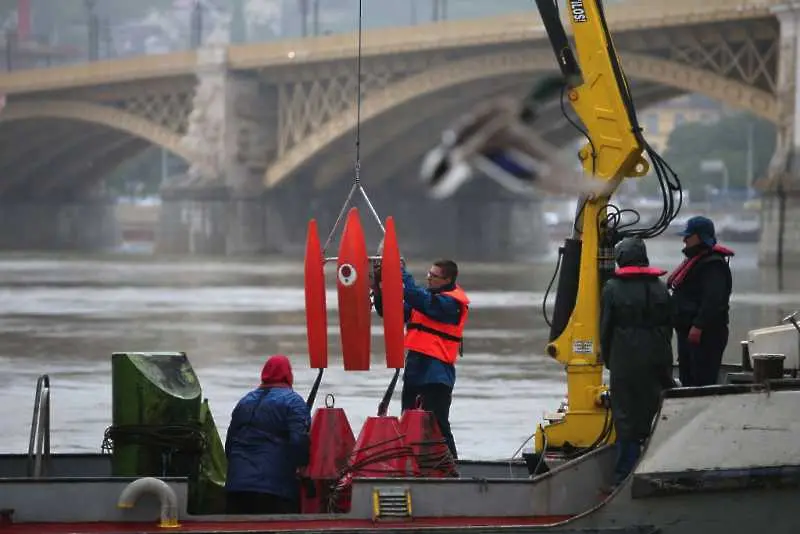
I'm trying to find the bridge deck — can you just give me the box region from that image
[0,0,781,96]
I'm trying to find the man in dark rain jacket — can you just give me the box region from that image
[668,216,734,387]
[225,354,311,514]
[600,237,674,487]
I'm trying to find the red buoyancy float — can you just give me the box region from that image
[398,407,458,477]
[300,406,356,514]
[331,415,416,512]
[349,415,415,478]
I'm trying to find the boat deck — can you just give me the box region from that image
[1,516,573,533]
[0,448,615,533]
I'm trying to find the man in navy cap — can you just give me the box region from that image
[667,216,734,386]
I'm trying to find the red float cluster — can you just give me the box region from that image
[300,210,456,514]
[301,405,457,514]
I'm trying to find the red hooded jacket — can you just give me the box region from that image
[260,354,294,388]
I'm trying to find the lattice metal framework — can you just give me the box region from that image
[617,20,780,95]
[669,28,779,93]
[270,56,442,157]
[115,90,195,135]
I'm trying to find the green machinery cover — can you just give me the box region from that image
[110,352,227,513]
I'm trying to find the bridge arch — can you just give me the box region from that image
[266,48,778,188]
[0,100,195,162]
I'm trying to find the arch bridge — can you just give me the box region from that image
[0,0,793,262]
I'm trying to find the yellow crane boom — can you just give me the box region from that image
[532,0,680,455]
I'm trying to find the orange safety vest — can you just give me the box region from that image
[404,286,470,365]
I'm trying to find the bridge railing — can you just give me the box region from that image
[0,0,779,76]
[0,0,567,74]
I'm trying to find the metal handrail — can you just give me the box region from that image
[27,374,51,478]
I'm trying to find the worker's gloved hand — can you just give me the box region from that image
[370,259,382,290]
[687,326,702,345]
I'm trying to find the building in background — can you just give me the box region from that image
[639,94,724,152]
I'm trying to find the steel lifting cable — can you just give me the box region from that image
[318,0,402,419]
[321,0,385,256]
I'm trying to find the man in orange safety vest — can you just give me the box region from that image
[373,259,469,460]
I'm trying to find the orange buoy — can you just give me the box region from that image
[304,219,328,369]
[336,208,371,371]
[380,217,406,369]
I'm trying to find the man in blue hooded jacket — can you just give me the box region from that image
[225,354,311,514]
[668,216,734,387]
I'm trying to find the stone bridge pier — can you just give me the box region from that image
[760,3,800,266]
[155,46,276,256]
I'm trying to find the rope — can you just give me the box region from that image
[101,423,208,457]
[100,422,209,477]
[324,432,458,513]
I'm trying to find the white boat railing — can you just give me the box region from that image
[27,374,51,478]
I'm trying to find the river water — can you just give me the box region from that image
[0,238,797,460]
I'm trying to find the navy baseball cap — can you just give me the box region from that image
[677,215,717,246]
[677,216,715,236]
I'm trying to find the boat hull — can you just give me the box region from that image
[7,372,800,533]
